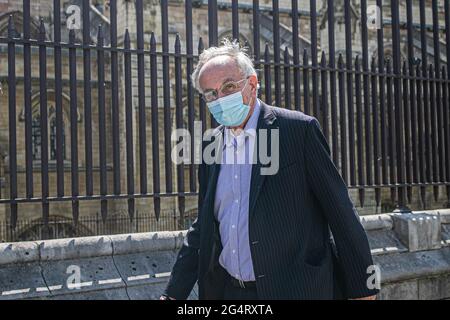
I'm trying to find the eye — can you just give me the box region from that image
[222,82,237,94]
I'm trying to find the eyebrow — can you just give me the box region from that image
[203,77,237,92]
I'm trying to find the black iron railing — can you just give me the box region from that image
[0,210,197,242]
[0,0,449,238]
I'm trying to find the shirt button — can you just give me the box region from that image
[232,250,236,254]
[232,225,236,229]
[234,175,238,179]
[234,199,239,203]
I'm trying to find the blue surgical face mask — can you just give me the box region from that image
[206,80,252,127]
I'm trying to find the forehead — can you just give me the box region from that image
[198,56,242,91]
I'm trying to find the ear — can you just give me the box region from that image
[244,75,258,106]
[249,75,258,93]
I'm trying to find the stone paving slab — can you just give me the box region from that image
[0,262,48,300]
[40,255,125,298]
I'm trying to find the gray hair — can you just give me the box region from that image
[191,38,258,94]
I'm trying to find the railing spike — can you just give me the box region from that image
[97,24,103,40]
[7,15,16,37]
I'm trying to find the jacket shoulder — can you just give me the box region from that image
[267,105,317,129]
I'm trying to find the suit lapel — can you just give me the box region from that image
[203,126,224,223]
[248,101,277,224]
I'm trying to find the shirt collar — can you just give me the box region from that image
[224,98,261,148]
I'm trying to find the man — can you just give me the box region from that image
[160,39,379,300]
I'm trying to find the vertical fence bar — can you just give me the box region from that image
[110,0,121,195]
[355,56,365,206]
[264,43,272,105]
[135,210,139,233]
[419,0,432,206]
[38,20,50,238]
[53,216,57,239]
[310,0,318,118]
[198,38,207,131]
[208,0,218,46]
[424,62,433,204]
[54,0,64,197]
[320,52,329,142]
[442,67,450,206]
[432,0,445,201]
[150,32,161,220]
[410,62,419,197]
[253,1,261,100]
[405,0,414,63]
[344,0,355,187]
[69,30,79,224]
[327,0,337,164]
[376,0,388,192]
[95,211,99,234]
[291,0,301,111]
[446,0,450,89]
[391,0,406,211]
[402,61,412,203]
[161,0,173,193]
[416,64,427,206]
[174,34,185,227]
[185,0,196,192]
[406,0,418,201]
[23,1,33,199]
[284,47,291,109]
[338,54,347,183]
[136,0,147,195]
[429,63,439,202]
[272,0,281,108]
[361,0,372,191]
[208,0,219,127]
[97,26,107,222]
[303,49,310,115]
[124,30,135,221]
[232,0,239,41]
[82,0,93,196]
[371,57,381,207]
[7,16,18,228]
[445,0,450,206]
[386,60,397,204]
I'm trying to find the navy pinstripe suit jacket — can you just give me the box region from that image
[164,101,379,300]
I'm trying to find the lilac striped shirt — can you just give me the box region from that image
[213,98,261,281]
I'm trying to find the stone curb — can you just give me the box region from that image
[0,230,187,266]
[0,210,447,266]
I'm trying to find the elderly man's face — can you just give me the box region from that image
[198,56,258,128]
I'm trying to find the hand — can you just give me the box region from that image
[350,294,377,300]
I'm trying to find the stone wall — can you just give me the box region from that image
[0,208,449,300]
[0,229,198,299]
